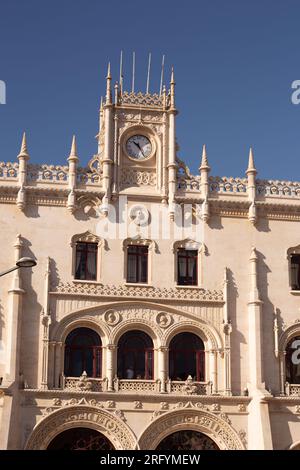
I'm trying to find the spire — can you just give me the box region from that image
[199,144,210,170]
[170,66,176,109]
[17,132,29,160]
[100,96,103,113]
[106,61,111,79]
[246,147,257,174]
[68,135,78,161]
[106,62,112,104]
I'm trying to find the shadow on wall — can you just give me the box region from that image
[19,236,42,389]
[226,268,247,395]
[255,250,277,394]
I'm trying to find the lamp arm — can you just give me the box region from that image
[0,265,20,278]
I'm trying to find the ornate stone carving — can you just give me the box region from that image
[104,309,120,326]
[209,176,247,194]
[0,161,19,179]
[238,403,247,412]
[25,406,136,450]
[211,403,221,412]
[156,312,172,329]
[138,409,245,450]
[120,91,163,107]
[120,168,156,189]
[52,282,224,303]
[134,401,143,409]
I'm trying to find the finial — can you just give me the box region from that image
[199,144,210,170]
[18,132,29,159]
[68,135,78,161]
[170,66,175,85]
[106,62,111,79]
[246,147,257,174]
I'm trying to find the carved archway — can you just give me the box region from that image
[25,406,137,450]
[138,409,245,450]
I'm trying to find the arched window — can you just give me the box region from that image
[286,335,300,384]
[64,328,102,378]
[169,332,205,381]
[117,331,154,380]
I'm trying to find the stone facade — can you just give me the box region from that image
[0,65,300,450]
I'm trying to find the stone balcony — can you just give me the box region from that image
[62,373,212,396]
[285,382,300,396]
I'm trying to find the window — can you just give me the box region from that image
[169,332,205,381]
[64,327,102,378]
[285,336,300,384]
[177,249,198,286]
[117,330,154,379]
[291,255,300,290]
[127,245,148,283]
[75,242,97,281]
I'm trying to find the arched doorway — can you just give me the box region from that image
[64,327,102,377]
[117,330,154,379]
[156,430,219,450]
[169,332,205,381]
[47,427,115,450]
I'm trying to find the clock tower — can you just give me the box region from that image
[94,62,177,217]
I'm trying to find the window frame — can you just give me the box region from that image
[71,231,103,283]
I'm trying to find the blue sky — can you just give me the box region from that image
[0,0,299,179]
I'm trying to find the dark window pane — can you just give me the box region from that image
[177,249,197,286]
[126,245,148,283]
[75,242,97,281]
[64,328,102,378]
[169,333,204,381]
[291,255,300,290]
[286,336,300,384]
[117,330,153,379]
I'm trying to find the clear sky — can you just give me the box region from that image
[0,0,299,179]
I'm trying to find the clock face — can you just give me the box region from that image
[126,135,152,160]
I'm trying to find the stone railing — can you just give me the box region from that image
[256,179,300,198]
[209,176,247,194]
[0,162,19,179]
[77,167,102,186]
[177,177,200,192]
[27,164,69,183]
[285,382,300,396]
[62,373,107,392]
[113,378,160,393]
[167,378,212,396]
[120,91,164,107]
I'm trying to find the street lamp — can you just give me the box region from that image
[0,257,37,277]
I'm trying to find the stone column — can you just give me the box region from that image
[158,347,168,393]
[67,136,79,213]
[247,247,273,449]
[4,235,25,386]
[210,350,218,394]
[167,69,177,220]
[16,133,29,211]
[106,344,116,392]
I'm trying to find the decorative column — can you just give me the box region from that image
[167,68,177,220]
[247,247,273,449]
[67,135,79,213]
[106,344,116,392]
[49,341,56,389]
[158,347,168,393]
[246,148,257,225]
[4,235,25,386]
[55,342,63,388]
[199,144,210,222]
[209,350,218,394]
[40,258,51,390]
[279,351,286,396]
[223,267,232,395]
[16,133,29,211]
[101,63,114,215]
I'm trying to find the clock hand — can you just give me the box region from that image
[133,141,144,157]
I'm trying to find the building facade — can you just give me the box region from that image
[0,65,300,450]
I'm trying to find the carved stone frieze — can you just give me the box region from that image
[51,282,224,303]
